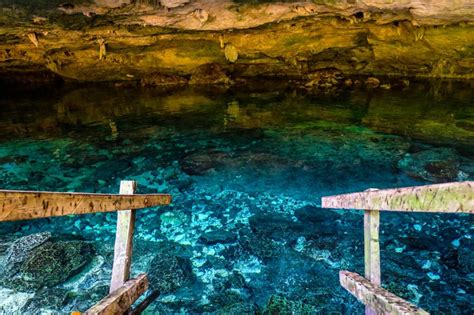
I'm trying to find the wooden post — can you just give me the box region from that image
[364,209,380,315]
[110,180,137,293]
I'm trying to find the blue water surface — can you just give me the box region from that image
[0,81,472,314]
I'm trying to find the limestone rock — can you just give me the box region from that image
[148,252,194,293]
[294,205,341,223]
[305,69,344,90]
[0,288,33,314]
[365,77,380,88]
[160,0,190,9]
[141,72,188,86]
[192,9,209,25]
[189,64,232,85]
[5,240,94,291]
[199,229,237,245]
[262,295,319,314]
[1,232,51,277]
[398,148,461,182]
[95,0,132,8]
[212,302,258,315]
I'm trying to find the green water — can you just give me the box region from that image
[0,80,473,314]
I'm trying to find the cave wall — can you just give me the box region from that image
[0,0,473,82]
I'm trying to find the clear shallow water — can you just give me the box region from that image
[0,81,473,314]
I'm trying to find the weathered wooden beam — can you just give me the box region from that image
[110,180,136,294]
[364,210,380,315]
[340,271,429,315]
[0,190,172,222]
[321,181,473,213]
[85,274,148,315]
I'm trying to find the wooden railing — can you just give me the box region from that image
[322,181,473,315]
[2,179,472,314]
[0,180,172,314]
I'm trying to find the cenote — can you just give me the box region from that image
[0,80,473,314]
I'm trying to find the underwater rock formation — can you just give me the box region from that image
[0,232,52,277]
[263,295,319,314]
[0,234,94,291]
[147,241,194,293]
[398,147,463,182]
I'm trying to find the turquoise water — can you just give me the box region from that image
[0,81,473,314]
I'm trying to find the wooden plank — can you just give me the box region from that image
[110,180,136,294]
[321,181,473,213]
[340,271,429,315]
[364,210,380,315]
[0,190,171,222]
[85,274,148,315]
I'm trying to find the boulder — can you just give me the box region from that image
[398,147,461,182]
[141,72,188,87]
[180,150,230,175]
[212,302,258,315]
[262,295,319,314]
[7,240,94,291]
[365,77,380,88]
[147,241,194,293]
[248,213,306,240]
[1,232,51,276]
[305,68,344,90]
[148,252,194,293]
[189,64,232,85]
[199,229,237,245]
[294,205,340,223]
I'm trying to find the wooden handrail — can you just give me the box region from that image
[0,181,169,314]
[0,189,172,222]
[340,271,429,315]
[321,181,473,213]
[322,181,472,314]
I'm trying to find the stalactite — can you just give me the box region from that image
[132,0,161,8]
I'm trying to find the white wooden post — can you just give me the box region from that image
[364,209,380,315]
[110,180,137,293]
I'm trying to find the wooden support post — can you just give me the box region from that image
[364,209,380,315]
[110,180,137,294]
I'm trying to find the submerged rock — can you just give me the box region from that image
[294,205,340,223]
[199,229,237,245]
[249,213,306,241]
[398,147,462,182]
[458,239,474,273]
[148,253,194,293]
[262,295,319,314]
[7,240,94,291]
[1,232,51,277]
[148,241,194,293]
[180,150,230,175]
[212,302,258,315]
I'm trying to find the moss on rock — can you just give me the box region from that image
[6,240,93,291]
